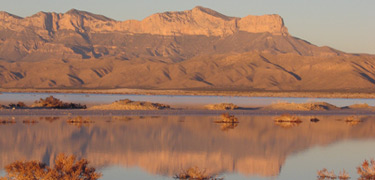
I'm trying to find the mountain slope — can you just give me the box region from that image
[0,7,374,91]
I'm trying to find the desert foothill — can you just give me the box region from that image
[0,1,375,180]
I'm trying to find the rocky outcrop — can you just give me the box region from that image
[0,7,374,91]
[0,6,288,37]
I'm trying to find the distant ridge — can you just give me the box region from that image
[0,7,375,92]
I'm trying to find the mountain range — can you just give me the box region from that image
[0,6,374,91]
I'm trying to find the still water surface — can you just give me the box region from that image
[0,115,374,179]
[1,92,375,107]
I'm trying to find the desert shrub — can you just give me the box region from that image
[0,154,102,180]
[32,96,86,109]
[0,153,101,180]
[317,168,336,179]
[357,159,375,179]
[174,167,222,180]
[0,119,16,125]
[8,102,27,109]
[22,119,38,124]
[67,116,93,128]
[317,168,349,180]
[345,116,361,126]
[220,123,238,131]
[310,117,320,123]
[214,113,238,123]
[274,114,301,122]
[274,114,302,128]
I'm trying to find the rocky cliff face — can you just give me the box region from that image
[0,6,288,37]
[0,7,374,91]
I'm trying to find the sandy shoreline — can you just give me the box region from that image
[1,109,375,117]
[2,88,375,99]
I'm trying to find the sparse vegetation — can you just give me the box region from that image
[317,168,350,180]
[214,113,239,123]
[8,102,27,109]
[0,153,101,180]
[205,103,238,110]
[274,114,301,122]
[338,170,350,180]
[22,119,38,124]
[89,99,170,110]
[41,117,60,123]
[317,168,337,179]
[174,167,223,180]
[345,116,361,126]
[274,114,302,128]
[219,123,238,131]
[310,117,320,123]
[32,96,86,109]
[357,159,375,179]
[67,116,94,127]
[0,119,16,125]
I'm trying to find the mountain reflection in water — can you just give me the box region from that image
[0,115,375,179]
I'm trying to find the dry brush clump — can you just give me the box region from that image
[32,96,86,109]
[357,159,375,179]
[345,116,362,126]
[215,113,239,123]
[174,167,223,180]
[310,117,320,123]
[274,114,302,128]
[0,153,101,180]
[317,168,350,180]
[219,123,238,131]
[67,116,94,127]
[8,102,27,109]
[205,103,239,110]
[22,119,39,124]
[0,119,16,125]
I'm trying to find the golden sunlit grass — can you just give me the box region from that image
[317,168,350,180]
[0,153,101,180]
[357,159,375,179]
[174,167,223,180]
[205,103,239,110]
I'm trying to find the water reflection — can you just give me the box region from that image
[0,115,375,179]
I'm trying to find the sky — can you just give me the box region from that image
[0,0,374,54]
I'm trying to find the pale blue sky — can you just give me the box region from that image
[1,0,374,54]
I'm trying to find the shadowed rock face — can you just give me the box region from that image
[0,115,375,177]
[0,7,374,91]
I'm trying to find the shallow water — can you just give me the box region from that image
[0,115,375,179]
[0,92,374,108]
